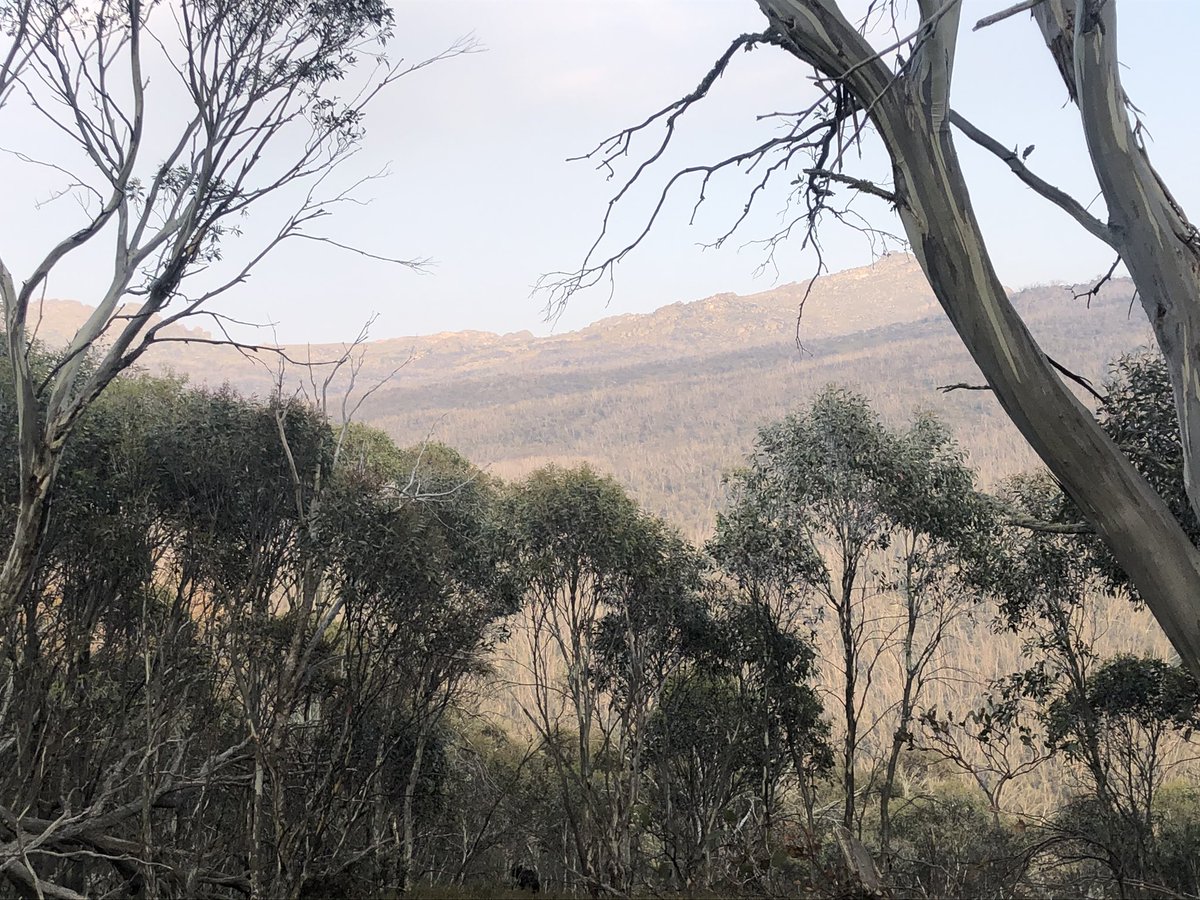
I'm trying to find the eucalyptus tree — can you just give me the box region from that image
[114,384,334,899]
[504,465,711,894]
[588,519,712,892]
[642,598,829,890]
[714,388,990,844]
[704,508,832,850]
[549,0,1200,676]
[0,371,313,897]
[1048,656,1200,895]
[326,441,520,893]
[978,418,1200,898]
[0,0,469,629]
[0,365,524,898]
[980,480,1200,896]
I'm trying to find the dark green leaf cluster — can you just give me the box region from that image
[0,353,526,897]
[1047,655,1200,746]
[717,387,994,597]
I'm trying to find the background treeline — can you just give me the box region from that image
[0,344,1197,900]
[362,276,1151,540]
[83,258,1150,541]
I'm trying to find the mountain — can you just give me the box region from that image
[25,299,213,350]
[30,255,1152,537]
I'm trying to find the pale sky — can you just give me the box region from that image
[2,1,1198,343]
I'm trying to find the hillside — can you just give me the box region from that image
[361,271,1149,537]
[32,255,1152,537]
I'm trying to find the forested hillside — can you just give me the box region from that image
[7,0,1200,896]
[10,249,1196,900]
[0,352,1192,899]
[364,268,1149,537]
[32,255,1152,537]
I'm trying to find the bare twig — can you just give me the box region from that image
[804,168,897,205]
[1047,355,1106,403]
[974,0,1046,31]
[1073,255,1123,308]
[938,382,993,393]
[951,111,1114,246]
[1003,517,1094,535]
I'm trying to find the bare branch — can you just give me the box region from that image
[291,234,431,270]
[937,382,993,393]
[1003,517,1094,535]
[940,355,1105,404]
[1047,354,1106,404]
[134,335,357,369]
[950,110,1114,246]
[974,0,1046,31]
[805,167,897,204]
[1073,255,1123,308]
[538,31,780,317]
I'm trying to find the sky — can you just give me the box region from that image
[2,0,1198,344]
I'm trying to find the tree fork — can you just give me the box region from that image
[1034,0,1200,531]
[759,0,1200,675]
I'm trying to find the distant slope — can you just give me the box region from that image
[26,299,212,349]
[362,278,1148,537]
[31,256,1151,537]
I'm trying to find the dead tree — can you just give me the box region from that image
[545,0,1200,676]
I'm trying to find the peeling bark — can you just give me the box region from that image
[1034,1,1200,529]
[757,0,1200,675]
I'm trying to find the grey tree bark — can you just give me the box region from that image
[755,0,1200,675]
[1032,1,1200,525]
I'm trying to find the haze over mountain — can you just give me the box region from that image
[32,254,1151,537]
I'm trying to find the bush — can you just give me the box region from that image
[887,784,1028,900]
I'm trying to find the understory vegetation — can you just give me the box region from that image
[3,0,1199,896]
[0,344,1196,899]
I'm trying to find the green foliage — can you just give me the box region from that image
[3,343,1196,899]
[501,464,731,893]
[642,630,829,888]
[501,463,650,590]
[987,350,1192,611]
[1047,656,1200,746]
[717,589,832,777]
[1082,349,1197,596]
[1153,782,1200,895]
[0,359,529,897]
[713,386,993,839]
[962,350,1200,898]
[716,386,993,602]
[1099,350,1195,539]
[886,786,1028,900]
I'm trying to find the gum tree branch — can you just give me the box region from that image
[0,0,469,645]
[950,110,1113,246]
[974,0,1046,31]
[547,0,1200,674]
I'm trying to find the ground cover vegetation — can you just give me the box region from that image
[0,343,1194,899]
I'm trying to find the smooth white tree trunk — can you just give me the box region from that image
[757,0,1200,675]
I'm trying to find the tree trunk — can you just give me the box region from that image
[837,565,858,832]
[886,115,1200,676]
[372,732,394,891]
[250,750,267,900]
[760,0,1200,676]
[1035,1,1200,529]
[401,729,428,893]
[880,573,920,864]
[0,434,54,633]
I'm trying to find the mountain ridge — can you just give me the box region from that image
[24,255,1150,537]
[27,253,938,378]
